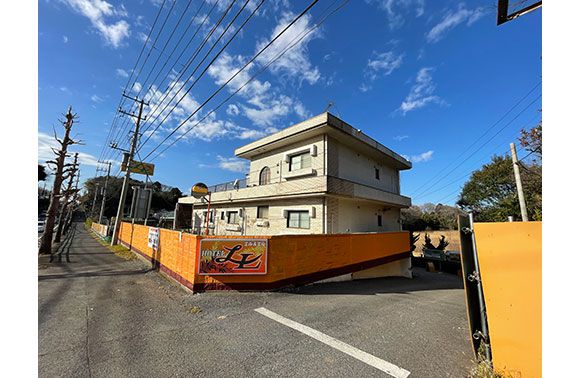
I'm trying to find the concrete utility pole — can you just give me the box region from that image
[54,153,79,243]
[111,94,148,245]
[91,183,101,217]
[39,107,79,255]
[98,162,112,224]
[510,142,529,221]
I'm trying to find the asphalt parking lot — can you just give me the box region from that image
[39,224,474,377]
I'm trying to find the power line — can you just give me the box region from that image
[108,0,179,154]
[138,0,244,144]
[412,113,541,202]
[143,0,336,161]
[97,0,169,166]
[412,93,542,200]
[410,81,542,197]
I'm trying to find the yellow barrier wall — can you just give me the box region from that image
[117,222,410,291]
[91,223,108,238]
[474,222,541,378]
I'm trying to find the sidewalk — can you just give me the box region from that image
[39,223,473,377]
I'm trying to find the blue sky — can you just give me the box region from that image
[38,0,542,205]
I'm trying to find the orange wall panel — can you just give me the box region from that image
[474,222,541,378]
[118,222,410,291]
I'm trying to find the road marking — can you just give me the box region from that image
[254,307,410,378]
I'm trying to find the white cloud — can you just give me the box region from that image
[398,68,445,115]
[364,51,404,81]
[405,150,434,163]
[255,12,321,85]
[367,0,425,29]
[116,68,129,78]
[132,82,142,92]
[63,35,69,43]
[217,156,248,173]
[91,94,103,102]
[61,0,131,48]
[393,135,409,141]
[227,104,240,116]
[426,4,487,43]
[207,52,308,127]
[38,132,101,167]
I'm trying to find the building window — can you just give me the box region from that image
[377,215,382,227]
[259,167,271,185]
[257,206,269,219]
[375,167,380,180]
[289,152,311,171]
[287,210,310,229]
[227,211,239,224]
[203,211,213,223]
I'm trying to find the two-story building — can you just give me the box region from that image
[174,112,412,237]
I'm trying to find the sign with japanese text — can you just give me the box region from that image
[122,160,155,176]
[198,239,268,275]
[147,227,159,251]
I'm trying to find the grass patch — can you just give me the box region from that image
[468,347,513,378]
[88,228,136,261]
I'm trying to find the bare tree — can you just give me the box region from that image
[38,107,81,255]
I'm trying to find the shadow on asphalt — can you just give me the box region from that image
[38,268,152,281]
[49,223,77,263]
[282,268,464,296]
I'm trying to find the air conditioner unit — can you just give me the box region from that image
[256,219,270,227]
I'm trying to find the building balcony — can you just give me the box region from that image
[180,174,410,208]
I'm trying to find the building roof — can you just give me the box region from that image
[235,112,412,170]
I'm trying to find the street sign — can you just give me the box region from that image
[121,160,155,176]
[191,182,208,198]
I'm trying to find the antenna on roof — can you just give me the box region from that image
[324,100,342,118]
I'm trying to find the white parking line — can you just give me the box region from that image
[254,307,410,378]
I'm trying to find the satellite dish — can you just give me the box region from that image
[191,182,209,199]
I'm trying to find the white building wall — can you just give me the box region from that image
[246,135,325,187]
[193,197,325,236]
[331,138,399,194]
[334,198,400,234]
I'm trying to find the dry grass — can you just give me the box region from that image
[413,230,461,256]
[468,347,513,378]
[86,226,136,261]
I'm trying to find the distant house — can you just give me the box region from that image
[175,112,412,236]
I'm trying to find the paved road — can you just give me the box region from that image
[39,223,474,377]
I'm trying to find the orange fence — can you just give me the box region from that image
[474,222,541,378]
[118,222,411,291]
[91,222,109,238]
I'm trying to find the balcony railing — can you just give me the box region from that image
[207,178,247,193]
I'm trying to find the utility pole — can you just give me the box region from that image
[111,94,148,245]
[98,161,112,224]
[91,183,101,217]
[510,142,529,221]
[39,107,79,255]
[54,153,79,243]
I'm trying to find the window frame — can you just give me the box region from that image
[375,167,380,180]
[377,214,382,227]
[289,152,312,172]
[286,210,310,229]
[226,211,239,224]
[259,166,271,185]
[257,205,269,219]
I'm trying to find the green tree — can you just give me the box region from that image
[457,154,541,222]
